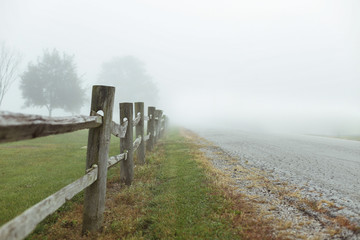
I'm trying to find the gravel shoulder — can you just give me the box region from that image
[187,129,360,239]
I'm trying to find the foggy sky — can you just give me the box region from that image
[1,0,359,135]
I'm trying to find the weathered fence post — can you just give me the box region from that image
[135,102,145,165]
[156,110,163,141]
[146,106,155,151]
[154,110,159,144]
[82,85,115,233]
[161,114,166,137]
[165,115,169,132]
[120,102,134,185]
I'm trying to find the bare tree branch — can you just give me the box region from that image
[0,42,21,107]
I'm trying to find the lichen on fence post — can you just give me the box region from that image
[82,85,115,233]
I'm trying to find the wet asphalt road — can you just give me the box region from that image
[194,128,360,222]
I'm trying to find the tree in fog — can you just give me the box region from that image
[98,56,158,106]
[20,49,85,116]
[0,42,21,107]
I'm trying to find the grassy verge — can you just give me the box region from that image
[5,127,278,239]
[136,129,240,239]
[26,129,273,239]
[0,130,120,226]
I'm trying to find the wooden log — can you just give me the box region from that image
[158,110,163,138]
[164,115,169,132]
[154,110,162,142]
[120,120,128,138]
[111,121,120,138]
[132,112,141,126]
[0,165,98,240]
[111,120,128,138]
[108,153,126,169]
[82,85,115,233]
[0,112,102,143]
[161,115,167,136]
[160,114,166,137]
[133,136,142,152]
[153,110,159,144]
[144,133,151,142]
[146,107,155,151]
[120,102,134,185]
[135,102,145,165]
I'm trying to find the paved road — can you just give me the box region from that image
[195,128,360,222]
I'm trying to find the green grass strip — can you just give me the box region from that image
[139,129,240,239]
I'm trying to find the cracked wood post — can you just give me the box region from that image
[82,85,115,233]
[146,106,155,152]
[135,102,145,165]
[120,102,134,185]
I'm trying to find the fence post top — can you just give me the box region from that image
[92,85,115,89]
[119,102,133,106]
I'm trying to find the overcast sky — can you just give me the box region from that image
[1,0,359,135]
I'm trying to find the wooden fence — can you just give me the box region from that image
[0,85,168,240]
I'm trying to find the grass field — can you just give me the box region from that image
[1,128,277,239]
[0,130,120,226]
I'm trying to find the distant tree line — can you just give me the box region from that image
[0,42,21,107]
[0,43,158,116]
[98,56,159,107]
[20,49,85,116]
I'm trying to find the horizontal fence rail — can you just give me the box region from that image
[133,135,142,151]
[0,112,102,143]
[144,133,151,141]
[110,120,128,138]
[0,85,169,240]
[108,153,127,168]
[132,112,141,126]
[0,164,98,240]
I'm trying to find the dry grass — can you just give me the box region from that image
[180,128,359,239]
[180,129,282,240]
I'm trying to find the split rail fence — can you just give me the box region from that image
[0,85,168,240]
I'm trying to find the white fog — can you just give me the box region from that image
[1,0,359,135]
